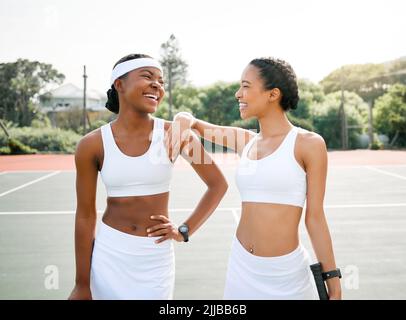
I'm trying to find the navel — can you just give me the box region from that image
[249,245,254,254]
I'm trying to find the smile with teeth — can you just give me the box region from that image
[143,93,159,101]
[239,102,248,108]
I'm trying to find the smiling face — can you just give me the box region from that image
[114,66,165,114]
[235,64,281,120]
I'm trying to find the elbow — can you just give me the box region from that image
[304,217,314,232]
[221,179,229,195]
[210,178,228,196]
[220,175,229,192]
[305,210,327,233]
[75,206,97,220]
[304,211,319,230]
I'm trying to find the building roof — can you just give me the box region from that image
[39,83,107,112]
[44,83,104,101]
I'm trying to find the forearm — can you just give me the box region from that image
[193,118,238,150]
[174,113,240,151]
[74,214,96,286]
[192,118,214,139]
[184,183,228,237]
[306,213,342,296]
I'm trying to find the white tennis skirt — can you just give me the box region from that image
[223,236,318,300]
[90,221,175,300]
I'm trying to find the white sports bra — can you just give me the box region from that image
[100,117,174,197]
[235,126,307,208]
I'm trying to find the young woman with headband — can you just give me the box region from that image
[68,54,228,300]
[171,57,342,299]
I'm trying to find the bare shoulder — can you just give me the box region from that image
[75,127,103,161]
[296,127,327,153]
[77,128,102,150]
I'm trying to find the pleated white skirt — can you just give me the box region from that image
[90,221,175,300]
[223,236,318,300]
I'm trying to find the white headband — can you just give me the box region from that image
[110,58,163,86]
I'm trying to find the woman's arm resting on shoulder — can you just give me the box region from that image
[166,112,256,159]
[68,136,99,300]
[303,134,342,300]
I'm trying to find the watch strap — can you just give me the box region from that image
[178,224,189,242]
[322,268,342,280]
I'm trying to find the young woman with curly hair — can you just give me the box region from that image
[68,54,228,300]
[171,57,342,300]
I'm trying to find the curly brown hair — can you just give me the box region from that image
[249,57,299,111]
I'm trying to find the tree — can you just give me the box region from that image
[198,82,241,126]
[154,85,202,119]
[320,63,386,103]
[290,79,325,123]
[311,91,369,149]
[374,84,406,147]
[320,57,406,102]
[320,58,406,148]
[0,59,65,126]
[159,34,188,120]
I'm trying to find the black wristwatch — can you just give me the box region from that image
[322,268,342,280]
[178,223,189,242]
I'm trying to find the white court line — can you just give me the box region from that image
[329,165,406,169]
[0,171,8,176]
[373,165,406,168]
[324,203,406,208]
[0,170,75,173]
[166,208,236,212]
[2,203,406,215]
[0,171,61,198]
[0,208,235,215]
[365,166,406,180]
[1,165,405,173]
[0,211,79,215]
[230,208,240,224]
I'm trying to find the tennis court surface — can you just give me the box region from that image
[1,150,406,299]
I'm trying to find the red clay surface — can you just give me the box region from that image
[0,154,75,171]
[1,150,406,171]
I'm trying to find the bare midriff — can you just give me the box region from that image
[236,202,303,257]
[102,191,170,237]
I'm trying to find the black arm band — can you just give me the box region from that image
[322,268,342,280]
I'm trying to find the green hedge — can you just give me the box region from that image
[0,127,81,154]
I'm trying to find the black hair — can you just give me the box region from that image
[105,53,152,114]
[249,57,299,111]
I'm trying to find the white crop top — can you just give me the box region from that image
[235,126,307,208]
[100,117,174,197]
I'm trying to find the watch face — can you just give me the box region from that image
[180,226,188,232]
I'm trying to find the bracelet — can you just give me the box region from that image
[322,268,342,280]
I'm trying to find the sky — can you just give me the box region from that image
[0,0,405,95]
